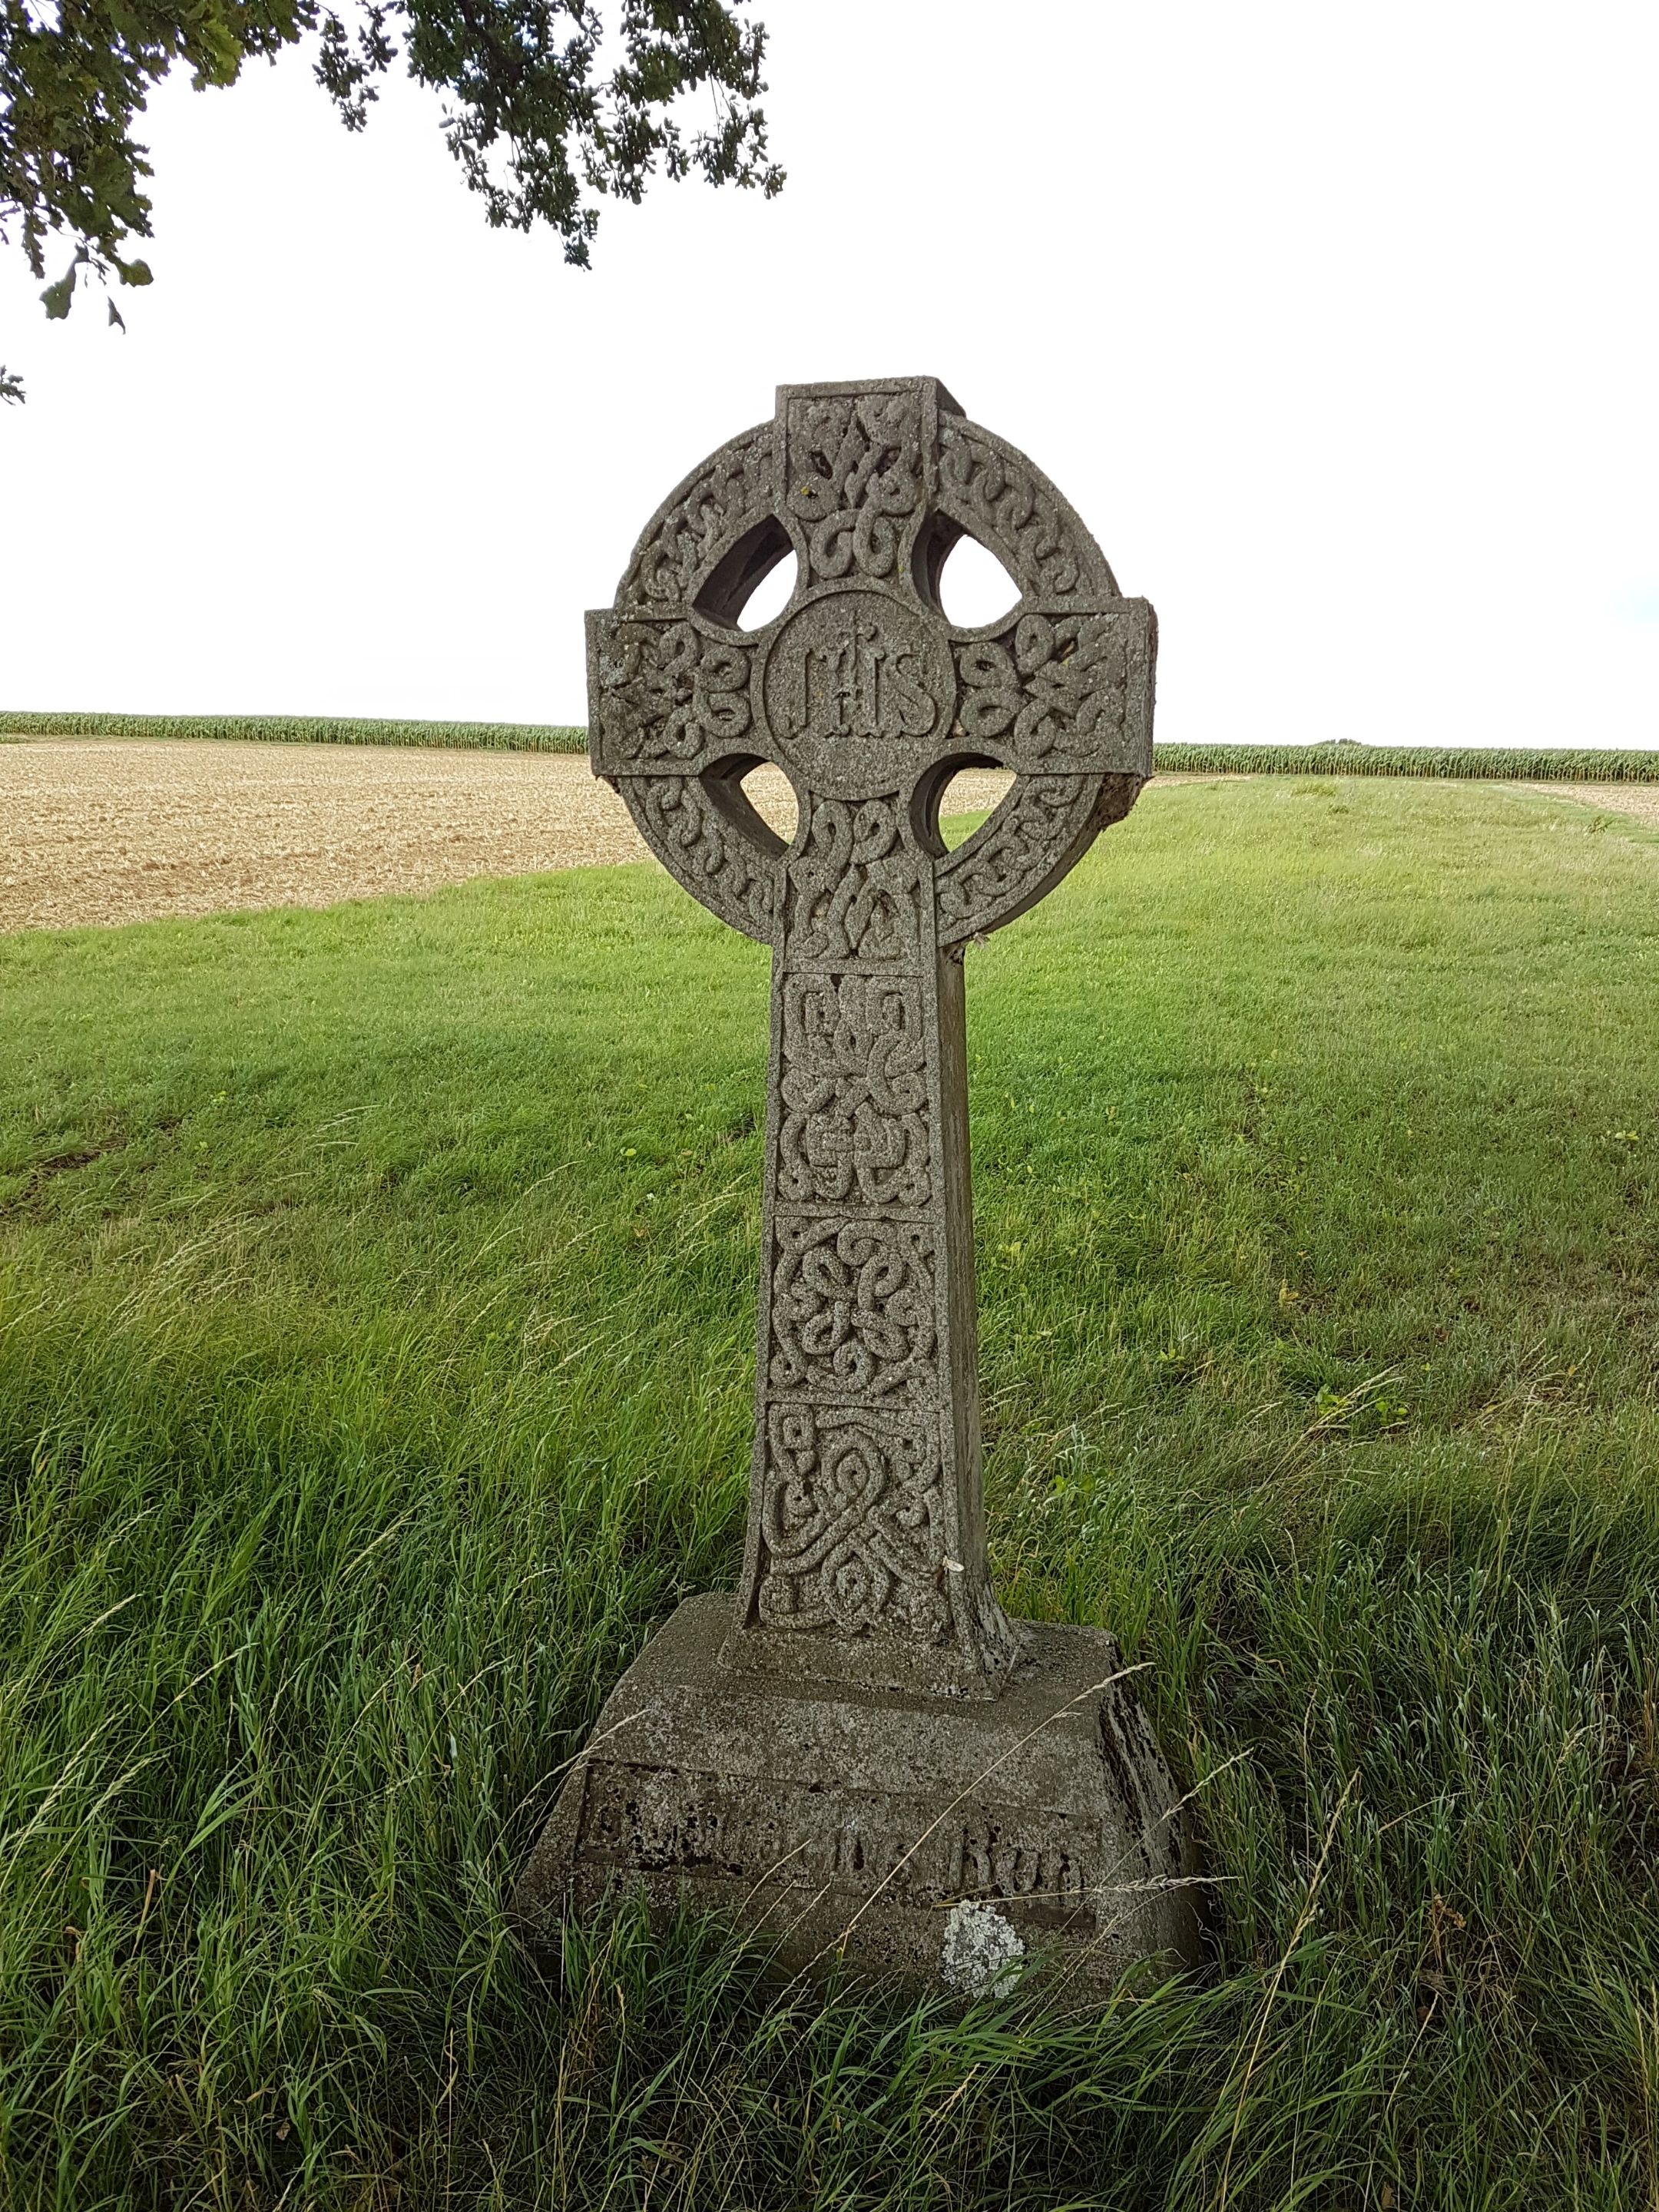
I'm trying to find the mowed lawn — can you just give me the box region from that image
[2,777,1657,2210]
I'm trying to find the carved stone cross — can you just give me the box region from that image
[591,376,1154,1700]
[518,381,1197,1992]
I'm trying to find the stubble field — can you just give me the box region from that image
[1,772,1657,2208]
[0,739,1017,932]
[6,733,1657,934]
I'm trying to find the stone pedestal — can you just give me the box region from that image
[513,1596,1203,1998]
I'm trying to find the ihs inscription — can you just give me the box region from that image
[760,590,956,800]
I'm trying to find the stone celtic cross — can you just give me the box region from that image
[589,377,1156,1703]
[518,379,1197,1992]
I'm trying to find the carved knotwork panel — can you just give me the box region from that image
[784,793,923,965]
[778,972,930,1210]
[951,603,1155,771]
[591,618,754,770]
[783,387,932,588]
[768,1214,937,1404]
[755,1404,949,1641]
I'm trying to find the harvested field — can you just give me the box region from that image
[1528,781,1659,831]
[5,738,1651,935]
[0,740,1014,933]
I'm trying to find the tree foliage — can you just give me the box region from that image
[0,0,782,393]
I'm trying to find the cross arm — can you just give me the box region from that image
[947,599,1155,780]
[930,597,1155,945]
[588,608,786,943]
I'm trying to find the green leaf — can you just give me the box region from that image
[108,297,126,331]
[0,366,25,406]
[40,266,77,320]
[115,257,154,287]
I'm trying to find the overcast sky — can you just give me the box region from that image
[4,0,1657,746]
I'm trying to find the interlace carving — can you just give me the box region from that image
[588,378,1153,1696]
[768,1215,936,1402]
[595,620,753,764]
[618,773,780,941]
[936,775,1101,945]
[955,613,1129,758]
[785,390,926,584]
[779,974,929,1208]
[756,1406,949,1640]
[787,796,922,965]
[619,429,773,611]
[938,422,1101,601]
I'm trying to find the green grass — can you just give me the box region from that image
[2,776,1657,2208]
[0,714,587,752]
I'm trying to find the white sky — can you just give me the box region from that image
[3,0,1657,745]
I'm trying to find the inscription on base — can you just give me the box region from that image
[577,1761,1095,1929]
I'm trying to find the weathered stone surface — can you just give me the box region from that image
[515,1596,1203,1996]
[518,379,1198,1991]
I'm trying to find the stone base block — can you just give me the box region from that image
[513,1595,1204,1998]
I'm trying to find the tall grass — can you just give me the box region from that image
[1,777,1657,2206]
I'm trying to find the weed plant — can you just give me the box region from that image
[1,777,1656,2207]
